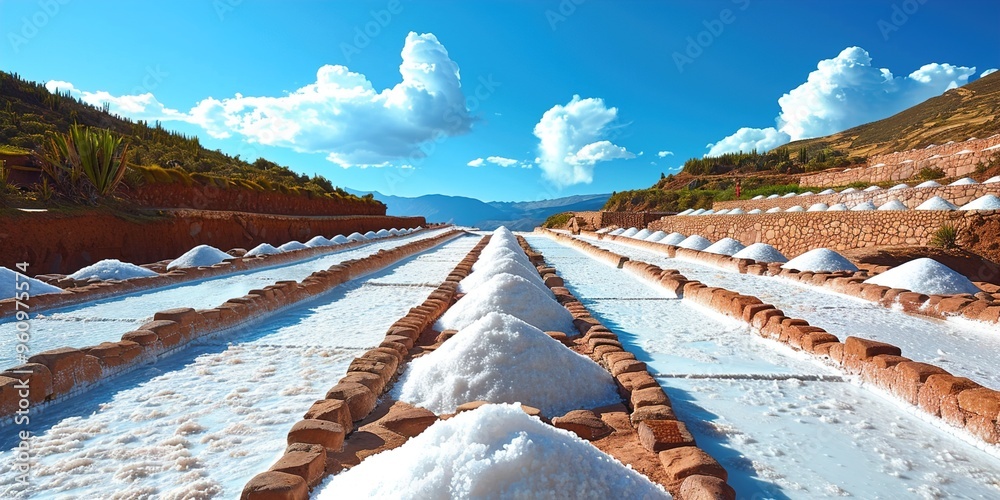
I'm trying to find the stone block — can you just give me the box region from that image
[240,471,307,500]
[552,410,614,440]
[637,419,696,452]
[658,446,728,483]
[325,382,377,421]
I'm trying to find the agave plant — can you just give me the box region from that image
[39,124,130,201]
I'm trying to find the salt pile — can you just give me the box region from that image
[677,235,712,251]
[690,209,707,216]
[715,209,730,215]
[363,230,378,239]
[702,209,716,215]
[961,194,1000,210]
[644,230,668,242]
[347,232,368,242]
[818,189,837,195]
[245,243,281,257]
[389,228,401,236]
[827,203,848,211]
[950,177,978,186]
[785,205,805,212]
[660,232,686,246]
[781,192,797,198]
[752,195,764,200]
[766,207,782,213]
[863,186,881,192]
[632,228,652,239]
[915,196,958,211]
[375,229,391,238]
[620,227,639,238]
[915,180,941,188]
[395,313,619,415]
[798,191,814,197]
[878,200,908,211]
[676,209,694,216]
[316,403,668,499]
[850,201,877,211]
[728,208,746,215]
[69,259,157,281]
[748,208,763,214]
[331,234,351,244]
[766,194,780,199]
[167,245,231,270]
[704,237,746,256]
[865,258,980,296]
[807,203,829,212]
[608,228,626,236]
[782,248,858,273]
[889,183,909,190]
[0,267,63,297]
[840,188,859,194]
[458,256,549,295]
[278,241,308,252]
[435,273,574,332]
[985,176,1000,184]
[305,236,334,247]
[733,243,788,263]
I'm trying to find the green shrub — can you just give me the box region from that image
[930,224,959,249]
[38,124,130,201]
[543,212,573,228]
[918,167,945,180]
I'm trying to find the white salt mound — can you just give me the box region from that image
[728,208,746,215]
[715,209,730,215]
[632,228,653,240]
[949,177,978,186]
[278,241,308,252]
[781,193,797,198]
[316,403,669,499]
[347,232,367,242]
[915,180,941,188]
[785,205,805,212]
[459,256,549,295]
[395,313,620,415]
[167,245,231,270]
[851,201,877,211]
[677,235,712,251]
[701,209,716,215]
[798,191,814,197]
[733,243,788,263]
[375,229,391,238]
[389,228,401,236]
[864,185,881,192]
[621,227,639,238]
[660,232,686,246]
[305,236,334,247]
[865,258,980,296]
[985,176,1000,184]
[827,203,848,211]
[889,183,909,190]
[752,195,764,200]
[435,273,574,333]
[676,209,694,216]
[476,246,533,271]
[961,194,1000,210]
[69,259,157,281]
[807,203,829,212]
[916,196,958,211]
[840,188,859,194]
[608,228,626,236]
[0,267,63,297]
[245,243,281,257]
[766,207,782,213]
[878,200,908,211]
[690,209,707,216]
[704,237,746,256]
[331,234,350,244]
[363,230,378,239]
[818,189,836,195]
[645,230,668,242]
[748,209,763,214]
[782,248,858,273]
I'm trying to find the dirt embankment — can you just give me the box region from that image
[0,209,425,275]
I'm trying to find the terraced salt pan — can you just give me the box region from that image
[68,259,158,281]
[167,244,231,270]
[0,235,479,498]
[782,249,858,272]
[435,273,574,333]
[317,404,668,499]
[865,258,981,295]
[537,235,1000,498]
[394,312,619,415]
[732,243,787,263]
[577,236,1000,389]
[0,228,454,368]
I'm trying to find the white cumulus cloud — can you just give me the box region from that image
[468,156,532,169]
[486,156,519,167]
[657,151,674,158]
[533,95,634,187]
[46,32,473,169]
[708,47,977,155]
[467,158,485,167]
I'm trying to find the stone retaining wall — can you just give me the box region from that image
[799,135,1000,188]
[0,227,438,320]
[571,211,669,230]
[646,210,1000,258]
[0,209,425,275]
[545,230,1000,447]
[128,183,386,216]
[0,229,465,423]
[712,182,1000,211]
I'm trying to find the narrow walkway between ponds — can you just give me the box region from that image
[0,235,478,499]
[529,234,1000,500]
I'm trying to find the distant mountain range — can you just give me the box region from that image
[345,189,610,230]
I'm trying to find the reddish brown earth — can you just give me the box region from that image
[0,209,425,275]
[127,183,384,216]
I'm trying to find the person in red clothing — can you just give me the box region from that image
[734,178,742,199]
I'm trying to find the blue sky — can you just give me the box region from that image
[2,0,997,201]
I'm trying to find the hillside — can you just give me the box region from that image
[348,189,610,230]
[605,72,1000,213]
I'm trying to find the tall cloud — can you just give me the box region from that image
[47,33,473,168]
[533,95,634,187]
[708,47,977,155]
